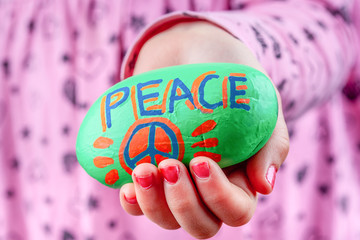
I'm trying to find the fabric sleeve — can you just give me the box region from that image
[120,0,359,121]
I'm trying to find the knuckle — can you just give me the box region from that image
[190,222,221,239]
[141,206,180,229]
[226,211,253,227]
[141,205,159,216]
[272,126,290,163]
[159,221,181,230]
[206,193,229,207]
[171,200,194,215]
[205,194,253,227]
[193,230,218,239]
[278,134,290,161]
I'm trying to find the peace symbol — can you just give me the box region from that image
[119,118,184,175]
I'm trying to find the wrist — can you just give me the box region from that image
[133,21,267,75]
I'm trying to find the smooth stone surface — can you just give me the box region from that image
[76,63,278,188]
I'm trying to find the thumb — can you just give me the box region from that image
[246,90,289,195]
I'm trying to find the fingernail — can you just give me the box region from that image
[124,194,137,204]
[192,161,210,179]
[135,174,153,189]
[160,165,179,185]
[266,165,277,189]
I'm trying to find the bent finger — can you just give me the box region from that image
[190,157,257,227]
[119,183,143,216]
[132,163,180,230]
[159,159,222,239]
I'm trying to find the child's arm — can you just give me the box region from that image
[119,22,289,239]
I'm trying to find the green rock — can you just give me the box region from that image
[76,63,278,188]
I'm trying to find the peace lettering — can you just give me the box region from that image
[100,71,250,132]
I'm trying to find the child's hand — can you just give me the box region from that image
[119,22,289,239]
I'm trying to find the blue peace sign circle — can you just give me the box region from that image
[123,121,181,170]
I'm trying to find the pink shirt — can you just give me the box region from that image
[0,0,359,239]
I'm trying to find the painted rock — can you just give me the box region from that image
[76,63,278,188]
